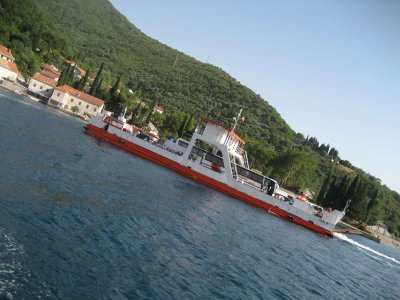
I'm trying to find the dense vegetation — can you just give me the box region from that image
[1,0,399,237]
[0,0,71,76]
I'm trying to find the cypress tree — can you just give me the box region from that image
[344,176,360,204]
[178,115,188,137]
[318,172,331,204]
[128,101,142,125]
[335,176,349,210]
[65,64,75,86]
[89,63,104,95]
[185,114,194,132]
[144,99,158,126]
[109,75,122,102]
[304,135,309,145]
[58,64,71,86]
[80,68,90,92]
[94,78,103,98]
[57,67,66,86]
[77,68,90,91]
[323,176,337,208]
[365,189,379,223]
[347,178,368,220]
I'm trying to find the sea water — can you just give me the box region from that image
[1,89,399,299]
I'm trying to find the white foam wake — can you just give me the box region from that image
[333,232,400,265]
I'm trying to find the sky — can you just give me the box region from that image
[109,0,400,193]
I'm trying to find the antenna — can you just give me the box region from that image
[231,108,244,132]
[343,199,351,212]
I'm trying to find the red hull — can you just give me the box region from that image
[85,124,333,237]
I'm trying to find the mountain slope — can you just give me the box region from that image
[0,0,70,75]
[32,0,300,150]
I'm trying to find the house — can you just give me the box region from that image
[64,60,86,78]
[0,59,25,82]
[42,63,60,75]
[48,85,104,117]
[41,70,60,81]
[154,105,164,114]
[28,73,57,100]
[0,44,15,62]
[367,221,392,238]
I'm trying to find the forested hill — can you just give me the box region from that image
[0,0,70,75]
[32,0,299,150]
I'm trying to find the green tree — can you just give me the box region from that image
[365,189,379,223]
[317,171,332,205]
[128,100,142,125]
[144,99,158,126]
[109,74,121,102]
[77,67,90,91]
[89,62,104,95]
[323,176,338,208]
[269,150,318,190]
[178,114,188,137]
[94,78,103,98]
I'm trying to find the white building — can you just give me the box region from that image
[48,85,104,118]
[0,59,24,82]
[154,105,164,114]
[0,44,15,62]
[367,222,392,238]
[28,73,57,100]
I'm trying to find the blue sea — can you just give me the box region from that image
[1,89,399,299]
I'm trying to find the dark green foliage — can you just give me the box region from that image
[77,67,90,91]
[128,101,142,125]
[109,74,121,102]
[58,64,75,86]
[144,99,158,126]
[94,78,103,98]
[59,63,75,86]
[178,115,188,138]
[268,150,319,190]
[318,171,332,205]
[89,63,104,95]
[107,91,125,116]
[323,176,338,208]
[365,189,379,223]
[0,0,71,76]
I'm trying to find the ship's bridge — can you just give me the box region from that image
[193,118,248,168]
[198,118,245,152]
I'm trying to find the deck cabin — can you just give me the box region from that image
[183,118,278,195]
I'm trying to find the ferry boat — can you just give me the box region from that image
[84,110,347,237]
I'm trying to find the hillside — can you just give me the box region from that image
[32,0,300,151]
[2,0,398,237]
[0,0,71,76]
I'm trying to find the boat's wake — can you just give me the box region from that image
[333,233,400,266]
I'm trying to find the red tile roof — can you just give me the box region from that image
[40,70,60,79]
[0,44,14,60]
[0,59,24,80]
[42,64,60,75]
[32,73,57,87]
[55,85,104,107]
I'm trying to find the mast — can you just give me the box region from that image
[231,108,243,132]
